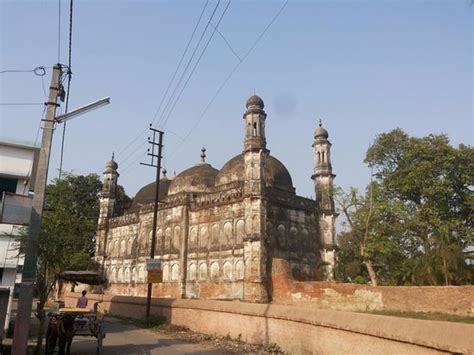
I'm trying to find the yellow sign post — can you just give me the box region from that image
[147,269,163,283]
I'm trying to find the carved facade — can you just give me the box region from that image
[95,95,336,303]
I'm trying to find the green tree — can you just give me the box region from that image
[336,129,474,286]
[33,172,102,353]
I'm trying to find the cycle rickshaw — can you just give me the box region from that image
[45,271,106,355]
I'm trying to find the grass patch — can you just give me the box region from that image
[366,310,474,324]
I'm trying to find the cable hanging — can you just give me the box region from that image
[168,0,288,159]
[59,0,73,180]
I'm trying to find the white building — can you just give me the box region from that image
[0,138,39,332]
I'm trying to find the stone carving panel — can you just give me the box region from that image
[188,263,197,280]
[171,264,179,281]
[210,262,219,280]
[222,222,232,246]
[189,227,198,249]
[211,224,219,246]
[277,224,286,248]
[236,220,245,245]
[223,261,232,280]
[138,266,145,282]
[235,260,244,280]
[173,226,181,250]
[165,227,172,251]
[200,226,208,249]
[199,263,207,280]
[163,264,169,281]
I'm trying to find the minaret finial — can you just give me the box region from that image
[112,151,115,160]
[200,146,206,163]
[319,119,322,127]
[162,168,167,178]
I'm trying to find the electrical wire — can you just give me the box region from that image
[115,0,210,160]
[168,0,288,158]
[160,0,231,129]
[155,0,222,128]
[59,0,74,179]
[150,0,210,127]
[210,22,241,62]
[58,0,62,63]
[0,103,44,106]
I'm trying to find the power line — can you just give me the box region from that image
[115,1,210,160]
[169,0,288,158]
[59,0,74,179]
[0,103,45,106]
[155,0,222,128]
[150,0,210,127]
[0,67,46,76]
[210,21,241,62]
[120,1,232,178]
[160,0,231,128]
[58,0,62,63]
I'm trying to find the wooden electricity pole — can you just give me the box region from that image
[140,125,164,319]
[12,64,62,354]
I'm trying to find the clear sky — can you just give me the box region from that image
[1,0,472,200]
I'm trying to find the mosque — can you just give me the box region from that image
[94,95,336,302]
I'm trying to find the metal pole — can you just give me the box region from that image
[12,64,62,354]
[145,128,164,319]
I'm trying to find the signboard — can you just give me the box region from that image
[146,259,162,283]
[147,270,163,283]
[146,259,161,271]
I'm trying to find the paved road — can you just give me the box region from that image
[70,318,225,355]
[7,300,224,354]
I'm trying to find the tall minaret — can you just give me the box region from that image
[311,120,336,280]
[96,154,119,257]
[242,95,269,302]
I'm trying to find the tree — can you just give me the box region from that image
[33,172,102,353]
[334,184,407,286]
[336,129,474,286]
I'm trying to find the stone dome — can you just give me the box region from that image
[104,159,118,173]
[168,163,219,195]
[246,95,264,109]
[216,154,294,192]
[130,178,171,209]
[315,122,328,139]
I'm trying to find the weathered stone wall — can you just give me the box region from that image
[63,292,474,354]
[101,197,249,300]
[267,191,320,281]
[272,258,474,316]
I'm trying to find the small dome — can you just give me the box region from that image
[246,95,264,109]
[315,125,328,139]
[104,159,118,173]
[168,163,219,195]
[130,178,171,209]
[216,154,294,192]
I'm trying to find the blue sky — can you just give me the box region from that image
[1,0,472,199]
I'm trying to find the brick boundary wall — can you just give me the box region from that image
[63,292,474,354]
[271,258,474,316]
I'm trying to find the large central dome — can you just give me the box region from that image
[168,163,219,195]
[216,154,294,192]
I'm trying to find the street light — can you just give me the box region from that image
[55,97,110,123]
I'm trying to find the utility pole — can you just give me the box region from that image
[12,64,62,354]
[140,125,164,319]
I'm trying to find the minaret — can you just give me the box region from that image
[96,154,119,257]
[311,120,336,280]
[242,95,269,302]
